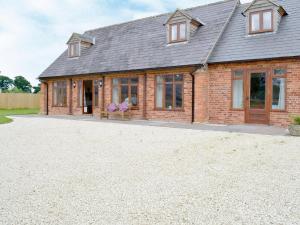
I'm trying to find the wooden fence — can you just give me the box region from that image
[0,93,40,109]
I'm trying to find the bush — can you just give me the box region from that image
[294,116,300,125]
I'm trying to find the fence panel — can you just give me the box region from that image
[0,93,40,109]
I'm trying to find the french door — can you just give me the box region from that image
[245,71,270,124]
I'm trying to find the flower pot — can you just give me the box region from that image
[288,125,300,136]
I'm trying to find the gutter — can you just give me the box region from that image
[190,65,203,123]
[204,0,240,64]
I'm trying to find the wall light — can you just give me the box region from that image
[73,81,76,88]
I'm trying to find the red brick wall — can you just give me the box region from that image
[207,58,300,127]
[40,67,195,123]
[40,58,300,127]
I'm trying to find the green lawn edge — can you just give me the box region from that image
[0,108,39,116]
[0,116,13,124]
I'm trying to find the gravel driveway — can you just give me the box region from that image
[0,116,299,225]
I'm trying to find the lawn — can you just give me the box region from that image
[0,108,39,124]
[0,116,13,124]
[0,108,39,116]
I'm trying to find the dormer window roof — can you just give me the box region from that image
[66,33,95,58]
[165,9,204,44]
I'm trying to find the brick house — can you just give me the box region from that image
[39,0,300,127]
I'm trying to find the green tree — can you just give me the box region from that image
[0,75,13,92]
[14,76,32,93]
[33,83,41,93]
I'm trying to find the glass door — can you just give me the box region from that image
[246,71,269,124]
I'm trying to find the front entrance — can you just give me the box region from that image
[83,80,93,114]
[245,71,270,124]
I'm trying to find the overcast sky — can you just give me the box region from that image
[0,0,252,85]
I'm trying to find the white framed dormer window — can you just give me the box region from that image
[169,22,187,43]
[249,9,273,34]
[68,43,80,57]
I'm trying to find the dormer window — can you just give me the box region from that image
[170,22,187,43]
[249,10,273,34]
[68,43,80,58]
[66,33,95,58]
[165,9,204,45]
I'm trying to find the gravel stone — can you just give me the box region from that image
[0,117,299,225]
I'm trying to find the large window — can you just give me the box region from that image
[232,70,244,109]
[272,69,286,110]
[156,74,183,110]
[53,81,67,107]
[169,22,187,43]
[249,10,273,34]
[112,77,138,107]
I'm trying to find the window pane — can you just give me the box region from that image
[179,23,186,40]
[263,11,272,30]
[156,84,163,108]
[112,85,119,104]
[175,74,183,81]
[77,80,82,107]
[274,69,286,76]
[272,78,285,110]
[131,77,138,84]
[53,82,57,106]
[171,24,177,41]
[251,13,260,32]
[250,73,266,109]
[175,84,183,108]
[165,83,173,109]
[120,78,128,84]
[233,80,243,109]
[156,76,163,85]
[94,80,99,107]
[131,85,138,106]
[121,85,128,103]
[234,70,243,79]
[165,75,173,83]
[113,78,119,86]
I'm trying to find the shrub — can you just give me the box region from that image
[294,116,300,125]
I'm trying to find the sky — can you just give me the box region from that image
[0,0,252,86]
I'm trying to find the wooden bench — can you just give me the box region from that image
[100,104,132,120]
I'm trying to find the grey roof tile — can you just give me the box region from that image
[208,0,300,63]
[39,0,236,78]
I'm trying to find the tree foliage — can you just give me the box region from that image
[0,75,14,91]
[33,84,41,93]
[14,76,32,93]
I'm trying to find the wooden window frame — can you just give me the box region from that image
[154,74,184,111]
[111,77,139,109]
[52,80,67,107]
[169,22,187,43]
[271,68,287,112]
[249,9,274,34]
[231,70,245,111]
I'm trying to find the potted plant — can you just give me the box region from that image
[288,116,300,136]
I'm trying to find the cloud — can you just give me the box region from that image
[0,0,252,85]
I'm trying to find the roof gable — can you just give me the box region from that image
[66,33,95,45]
[164,9,204,26]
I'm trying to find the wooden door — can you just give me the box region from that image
[245,70,270,124]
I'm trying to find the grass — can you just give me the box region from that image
[0,108,39,116]
[0,116,13,124]
[0,108,39,125]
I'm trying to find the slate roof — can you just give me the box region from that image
[208,0,300,63]
[39,0,237,78]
